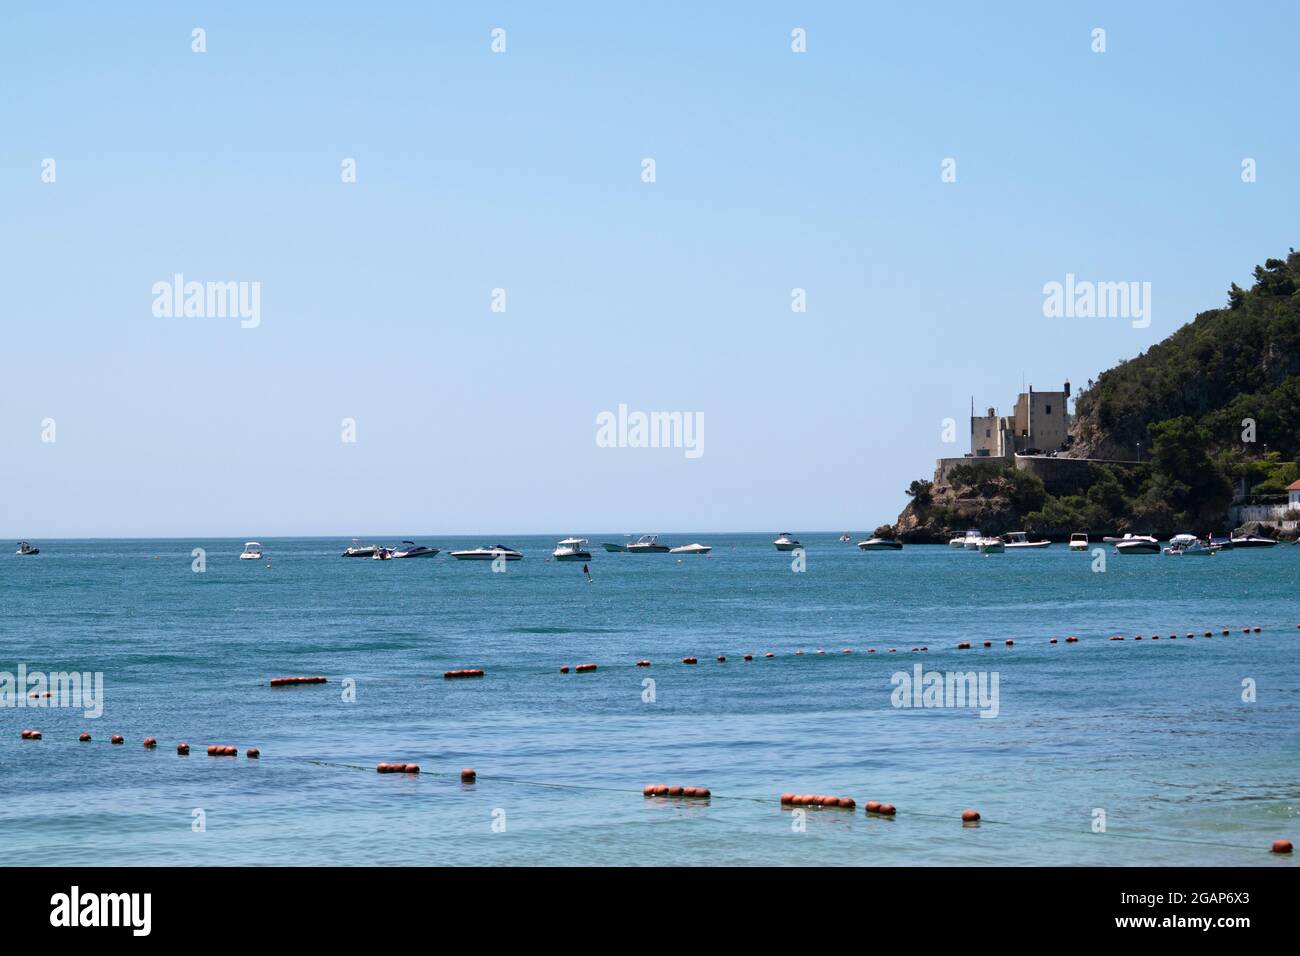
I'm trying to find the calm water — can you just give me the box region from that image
[2,534,1297,866]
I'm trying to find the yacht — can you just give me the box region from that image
[15,541,39,556]
[950,529,981,549]
[1115,535,1160,555]
[669,543,712,554]
[600,542,627,553]
[977,537,1005,554]
[553,538,593,561]
[392,541,439,559]
[626,534,671,553]
[1068,532,1090,552]
[773,533,802,551]
[857,537,903,551]
[342,539,379,558]
[1229,534,1278,548]
[239,541,263,560]
[450,544,523,561]
[1003,532,1050,549]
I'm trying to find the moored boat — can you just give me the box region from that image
[1068,532,1090,551]
[15,541,39,556]
[626,534,671,553]
[950,529,981,549]
[239,541,263,560]
[450,544,523,561]
[977,537,1005,554]
[601,542,627,553]
[773,533,802,551]
[392,541,438,558]
[342,539,379,558]
[1115,535,1160,555]
[553,538,593,561]
[857,537,903,551]
[1003,531,1050,549]
[1229,534,1278,548]
[669,543,712,554]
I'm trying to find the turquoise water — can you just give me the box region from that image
[1,534,1297,866]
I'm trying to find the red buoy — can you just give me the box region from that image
[1005,640,1014,646]
[1065,636,1078,643]
[636,660,651,667]
[716,655,726,662]
[208,745,237,756]
[461,768,476,782]
[177,743,190,755]
[1253,627,1261,633]
[837,797,855,809]
[269,676,328,686]
[444,669,486,679]
[246,748,260,759]
[865,800,881,813]
[681,657,697,665]
[1049,638,1058,644]
[575,663,597,672]
[143,737,157,748]
[559,665,570,673]
[111,735,124,745]
[644,785,656,797]
[962,809,981,823]
[20,730,41,740]
[668,785,684,796]
[743,654,753,661]
[877,803,897,816]
[983,641,991,648]
[79,732,91,742]
[1272,839,1293,854]
[764,652,774,658]
[653,785,669,796]
[957,642,970,649]
[780,793,795,805]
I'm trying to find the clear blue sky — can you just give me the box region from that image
[2,1,1297,538]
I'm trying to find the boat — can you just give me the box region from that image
[553,538,593,561]
[15,541,39,556]
[669,543,712,554]
[600,542,627,553]
[1209,535,1234,551]
[1229,535,1278,548]
[450,544,523,561]
[773,533,802,551]
[857,537,903,551]
[392,541,438,559]
[1068,532,1090,551]
[838,533,852,543]
[1165,539,1216,556]
[626,534,671,553]
[371,547,393,560]
[239,541,263,560]
[341,539,379,558]
[1165,533,1198,552]
[949,529,981,549]
[977,537,1005,554]
[1115,535,1160,555]
[1003,532,1050,549]
[964,531,986,550]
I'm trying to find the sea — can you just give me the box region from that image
[1,534,1297,866]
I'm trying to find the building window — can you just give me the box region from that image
[985,429,991,438]
[1045,404,1051,414]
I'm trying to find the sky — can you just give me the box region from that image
[2,1,1298,538]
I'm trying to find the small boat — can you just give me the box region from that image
[670,543,712,554]
[964,531,986,550]
[857,538,903,551]
[977,537,1005,554]
[1229,535,1278,548]
[372,547,393,560]
[15,541,39,556]
[1003,532,1050,549]
[1164,533,1198,552]
[626,534,671,553]
[553,538,593,561]
[601,542,627,553]
[392,541,438,559]
[773,533,802,551]
[450,544,523,561]
[342,539,379,558]
[1068,532,1089,552]
[239,541,263,560]
[1165,539,1216,556]
[838,533,852,543]
[950,529,981,549]
[1115,535,1160,555]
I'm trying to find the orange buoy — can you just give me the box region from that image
[461,768,476,782]
[643,785,656,797]
[1134,636,1143,641]
[816,795,834,807]
[269,676,328,687]
[837,797,855,809]
[668,785,684,796]
[559,665,570,673]
[636,660,651,667]
[865,800,881,813]
[1049,638,1058,644]
[444,669,486,679]
[1253,627,1261,633]
[143,737,157,748]
[962,808,981,823]
[111,735,124,745]
[743,654,753,661]
[575,663,597,673]
[716,655,726,662]
[957,642,970,650]
[681,657,697,665]
[653,785,669,796]
[696,788,711,799]
[780,793,795,805]
[1223,629,1230,635]
[20,730,41,740]
[177,742,190,755]
[1005,640,1014,646]
[1273,839,1293,854]
[983,641,991,648]
[1110,635,1123,641]
[1065,636,1078,643]
[246,748,260,758]
[877,803,897,816]
[764,652,774,658]
[208,745,236,756]
[79,732,91,742]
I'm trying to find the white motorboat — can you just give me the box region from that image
[1003,532,1050,549]
[15,541,39,556]
[1229,535,1278,548]
[857,538,903,551]
[773,533,802,551]
[949,529,981,548]
[1068,532,1090,551]
[838,532,852,543]
[1115,535,1160,555]
[977,537,1005,554]
[669,543,712,554]
[450,544,523,561]
[342,539,379,558]
[239,541,263,560]
[553,538,593,561]
[1165,539,1216,556]
[626,534,671,553]
[392,541,439,558]
[964,531,986,550]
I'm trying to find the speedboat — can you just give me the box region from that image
[1229,535,1278,548]
[1003,532,1050,549]
[838,533,852,543]
[342,539,379,558]
[601,542,627,553]
[626,534,671,553]
[669,543,712,554]
[239,541,263,560]
[450,544,523,561]
[1165,539,1216,556]
[392,541,438,559]
[1209,535,1234,551]
[977,537,1005,554]
[1068,532,1090,551]
[950,529,981,549]
[1164,533,1198,553]
[372,547,393,560]
[773,533,802,551]
[553,538,592,561]
[857,537,903,551]
[1115,535,1160,555]
[15,541,39,556]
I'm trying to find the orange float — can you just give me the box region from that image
[143,737,157,748]
[443,669,485,679]
[79,732,91,742]
[461,768,476,782]
[269,676,328,686]
[962,809,981,823]
[575,663,597,673]
[177,742,190,755]
[111,735,124,745]
[246,748,260,759]
[1272,839,1293,854]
